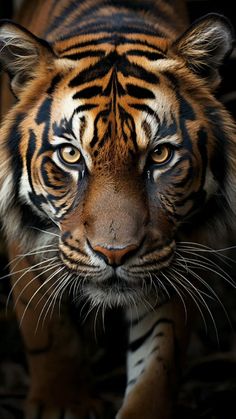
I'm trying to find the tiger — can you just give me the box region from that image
[0,0,236,418]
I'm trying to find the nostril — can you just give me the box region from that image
[92,244,139,266]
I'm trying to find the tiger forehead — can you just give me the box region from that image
[50,52,178,155]
[51,88,177,161]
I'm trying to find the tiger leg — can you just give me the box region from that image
[117,298,189,419]
[8,242,105,419]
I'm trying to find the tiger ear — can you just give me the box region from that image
[172,14,234,87]
[0,20,55,96]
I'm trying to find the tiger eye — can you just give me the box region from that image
[150,144,172,165]
[59,146,81,164]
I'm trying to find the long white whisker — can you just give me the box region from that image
[30,226,60,238]
[180,258,235,288]
[6,257,58,310]
[175,261,232,329]
[171,267,219,344]
[7,244,57,268]
[41,273,70,328]
[19,266,63,328]
[13,262,61,310]
[161,271,188,323]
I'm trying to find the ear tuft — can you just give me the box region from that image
[172,14,234,86]
[0,20,54,96]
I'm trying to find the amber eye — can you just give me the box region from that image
[59,145,81,165]
[150,144,173,165]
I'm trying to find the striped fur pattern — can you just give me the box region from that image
[0,1,236,418]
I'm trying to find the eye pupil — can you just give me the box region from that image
[59,145,81,165]
[150,144,172,165]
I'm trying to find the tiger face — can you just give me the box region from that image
[0,15,235,307]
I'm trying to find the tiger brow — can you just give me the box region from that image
[52,117,76,140]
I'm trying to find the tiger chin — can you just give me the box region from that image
[0,0,236,418]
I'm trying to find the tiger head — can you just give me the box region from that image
[0,15,235,307]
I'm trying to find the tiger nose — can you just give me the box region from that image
[92,244,138,266]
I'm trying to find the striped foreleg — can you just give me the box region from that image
[117,298,189,419]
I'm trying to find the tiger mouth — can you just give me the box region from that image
[78,258,175,307]
[81,273,171,308]
[58,241,176,306]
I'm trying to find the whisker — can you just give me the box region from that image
[178,248,232,269]
[41,272,70,328]
[35,272,67,326]
[161,271,188,323]
[19,266,63,328]
[7,244,58,267]
[2,256,57,281]
[185,265,232,329]
[153,273,171,299]
[30,226,60,238]
[6,257,58,310]
[12,262,61,311]
[177,242,236,264]
[35,275,65,332]
[179,258,235,289]
[170,267,219,345]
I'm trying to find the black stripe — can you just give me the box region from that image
[197,127,208,189]
[171,161,193,188]
[156,113,177,139]
[126,83,155,99]
[47,1,83,33]
[128,318,173,352]
[59,36,166,53]
[52,116,76,140]
[127,378,137,386]
[19,201,50,230]
[7,113,25,200]
[35,97,52,125]
[177,92,196,121]
[27,129,37,193]
[62,50,105,60]
[118,104,138,150]
[63,240,88,258]
[162,71,179,88]
[128,49,165,60]
[134,358,144,367]
[75,104,98,113]
[60,249,98,270]
[90,108,111,148]
[73,85,103,99]
[46,73,62,94]
[69,53,114,87]
[206,108,227,186]
[64,23,160,37]
[130,103,160,123]
[41,156,71,190]
[118,57,159,84]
